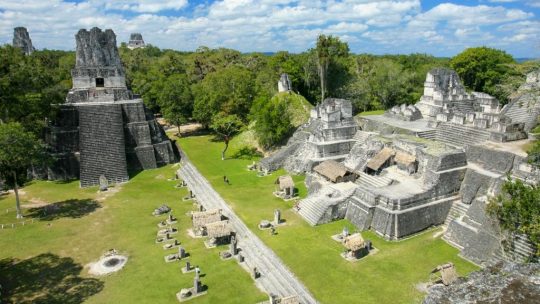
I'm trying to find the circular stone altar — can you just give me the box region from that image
[89,254,128,275]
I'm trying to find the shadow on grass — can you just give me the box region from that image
[231,146,262,160]
[26,199,101,221]
[0,253,104,304]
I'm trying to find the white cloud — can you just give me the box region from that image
[0,0,537,57]
[98,0,188,13]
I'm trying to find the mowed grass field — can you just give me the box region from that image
[0,133,479,304]
[0,166,266,303]
[177,134,479,304]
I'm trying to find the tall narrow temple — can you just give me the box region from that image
[47,27,177,187]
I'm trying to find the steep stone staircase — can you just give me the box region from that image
[416,130,437,140]
[505,234,537,263]
[443,200,470,226]
[435,122,491,147]
[178,161,317,303]
[78,104,129,187]
[297,183,357,226]
[500,99,540,131]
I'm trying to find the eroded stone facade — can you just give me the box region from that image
[46,27,176,187]
[12,27,35,55]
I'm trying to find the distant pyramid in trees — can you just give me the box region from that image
[47,27,177,187]
[12,27,35,55]
[278,73,292,92]
[127,33,145,49]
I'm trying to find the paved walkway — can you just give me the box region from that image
[178,157,317,304]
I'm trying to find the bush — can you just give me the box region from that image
[487,177,540,257]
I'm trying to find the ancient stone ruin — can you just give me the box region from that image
[278,73,292,92]
[127,33,145,49]
[261,67,540,264]
[12,27,35,55]
[423,262,540,304]
[259,98,357,173]
[46,27,177,187]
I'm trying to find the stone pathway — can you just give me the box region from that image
[178,158,317,304]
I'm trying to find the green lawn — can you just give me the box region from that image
[0,166,266,303]
[178,135,479,304]
[0,133,479,304]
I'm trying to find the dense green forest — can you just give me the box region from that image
[0,36,538,149]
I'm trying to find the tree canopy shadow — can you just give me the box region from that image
[26,199,101,221]
[0,253,104,304]
[231,146,262,160]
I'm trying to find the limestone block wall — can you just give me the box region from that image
[134,146,157,169]
[125,122,152,147]
[78,104,129,187]
[153,141,175,165]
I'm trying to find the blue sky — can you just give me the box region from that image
[0,0,539,57]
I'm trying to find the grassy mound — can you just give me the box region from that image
[272,92,313,127]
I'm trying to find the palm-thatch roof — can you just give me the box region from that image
[394,151,416,166]
[343,233,365,251]
[192,209,222,228]
[204,220,232,238]
[366,147,395,171]
[313,160,349,182]
[275,175,295,190]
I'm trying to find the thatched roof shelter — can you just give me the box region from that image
[314,160,350,182]
[275,175,295,190]
[343,233,365,251]
[204,220,232,238]
[366,147,395,171]
[192,209,222,228]
[395,151,416,166]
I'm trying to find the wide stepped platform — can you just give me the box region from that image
[297,183,357,226]
[178,160,317,304]
[436,122,491,148]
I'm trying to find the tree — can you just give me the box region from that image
[487,177,540,257]
[368,59,409,108]
[0,123,48,218]
[210,113,243,160]
[251,94,294,149]
[157,74,192,136]
[192,66,256,126]
[450,47,515,103]
[315,35,349,102]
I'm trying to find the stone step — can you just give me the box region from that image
[436,123,491,147]
[356,172,393,188]
[444,201,470,225]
